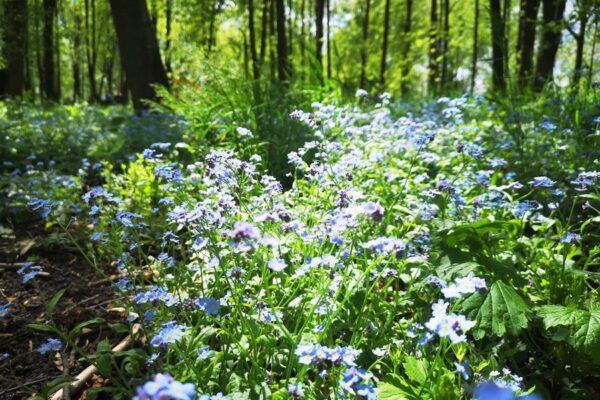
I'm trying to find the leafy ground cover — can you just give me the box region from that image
[1,93,600,399]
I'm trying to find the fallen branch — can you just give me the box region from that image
[48,324,140,400]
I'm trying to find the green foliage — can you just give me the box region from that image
[538,304,600,356]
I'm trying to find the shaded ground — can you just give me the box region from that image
[0,215,119,400]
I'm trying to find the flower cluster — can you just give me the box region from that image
[134,373,196,400]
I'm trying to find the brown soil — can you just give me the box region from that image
[0,216,119,400]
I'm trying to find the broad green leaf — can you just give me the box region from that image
[377,381,412,399]
[538,305,600,354]
[572,310,600,352]
[402,356,429,384]
[537,305,586,329]
[462,281,530,339]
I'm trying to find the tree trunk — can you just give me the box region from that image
[43,0,59,101]
[108,0,170,110]
[428,0,439,93]
[269,0,276,77]
[326,0,332,79]
[315,0,325,69]
[249,0,260,80]
[0,0,28,97]
[166,0,173,73]
[470,0,479,92]
[588,18,598,88]
[260,0,269,66]
[572,12,588,87]
[440,0,450,89]
[533,0,566,91]
[300,0,306,63]
[72,13,83,101]
[516,0,540,88]
[85,0,98,101]
[400,0,413,94]
[275,0,288,81]
[489,0,506,90]
[359,0,371,89]
[379,0,391,86]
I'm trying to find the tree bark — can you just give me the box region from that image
[315,0,325,69]
[85,0,98,101]
[571,8,589,87]
[516,0,540,88]
[43,0,59,101]
[379,0,391,86]
[533,0,567,91]
[470,0,479,92]
[428,0,440,93]
[326,0,332,79]
[400,0,413,94]
[359,0,371,89]
[0,0,28,97]
[108,0,170,110]
[275,0,288,80]
[440,0,450,89]
[489,0,506,90]
[166,0,173,73]
[249,0,260,80]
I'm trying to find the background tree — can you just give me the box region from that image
[0,0,28,96]
[108,0,169,110]
[534,0,567,91]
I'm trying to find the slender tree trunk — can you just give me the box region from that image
[73,14,83,101]
[359,0,371,89]
[440,0,450,89]
[108,0,170,110]
[533,0,567,91]
[503,0,511,79]
[588,18,598,88]
[288,0,293,57]
[85,0,98,101]
[379,0,391,86]
[166,0,173,73]
[428,0,439,93]
[326,0,332,79]
[43,0,59,101]
[0,0,28,96]
[489,0,506,90]
[207,1,221,56]
[470,0,479,92]
[315,0,325,69]
[516,0,540,88]
[56,6,61,101]
[249,0,260,80]
[260,0,269,65]
[300,0,306,63]
[275,0,288,80]
[572,13,588,87]
[400,0,413,94]
[269,0,276,77]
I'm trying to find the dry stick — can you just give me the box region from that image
[48,324,140,400]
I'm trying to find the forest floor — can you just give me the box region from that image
[0,216,120,400]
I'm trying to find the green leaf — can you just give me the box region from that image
[403,356,429,384]
[537,305,586,329]
[462,281,530,339]
[69,317,105,338]
[537,305,600,354]
[377,381,412,399]
[28,323,59,333]
[46,289,66,318]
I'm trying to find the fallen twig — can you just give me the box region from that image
[48,324,140,400]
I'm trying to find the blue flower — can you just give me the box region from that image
[196,297,220,315]
[115,211,142,228]
[134,373,195,400]
[229,222,261,241]
[150,322,188,347]
[37,338,62,355]
[0,303,11,318]
[454,361,470,380]
[197,346,212,360]
[530,176,555,188]
[267,258,287,272]
[561,232,581,245]
[473,381,515,400]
